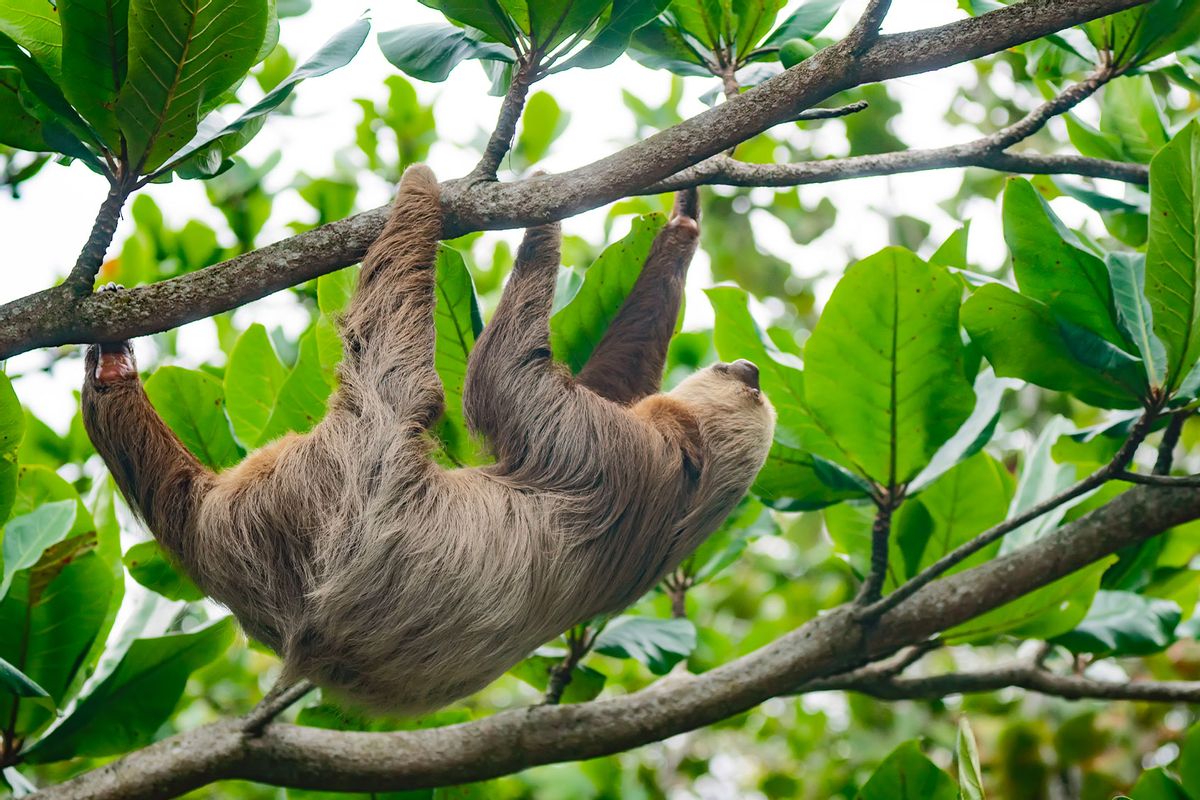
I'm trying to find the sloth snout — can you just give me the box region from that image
[715,359,760,390]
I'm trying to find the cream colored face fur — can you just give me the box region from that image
[82,166,776,714]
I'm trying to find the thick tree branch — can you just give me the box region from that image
[34,478,1199,800]
[0,0,1149,361]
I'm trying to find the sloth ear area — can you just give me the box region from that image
[633,395,705,483]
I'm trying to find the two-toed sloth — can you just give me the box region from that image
[82,166,775,714]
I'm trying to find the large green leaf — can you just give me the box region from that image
[1130,768,1190,800]
[417,0,523,45]
[225,324,288,447]
[257,326,333,445]
[1146,121,1200,392]
[115,0,269,172]
[961,283,1142,408]
[123,539,203,601]
[956,719,986,800]
[593,616,696,674]
[0,546,113,739]
[164,18,370,177]
[1108,252,1168,389]
[529,0,607,50]
[434,245,484,465]
[759,0,841,49]
[752,442,868,511]
[59,0,129,147]
[1003,178,1127,347]
[856,741,957,800]
[550,213,664,372]
[804,248,975,486]
[1181,722,1200,797]
[627,19,713,76]
[1100,75,1168,164]
[376,22,513,83]
[0,500,76,599]
[910,370,1012,491]
[144,366,242,470]
[0,0,63,78]
[26,617,235,762]
[0,373,22,525]
[554,0,672,71]
[1051,590,1181,657]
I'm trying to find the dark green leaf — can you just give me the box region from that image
[856,741,957,800]
[551,213,664,371]
[1108,252,1167,389]
[144,367,242,469]
[554,0,672,71]
[804,248,975,485]
[116,0,269,172]
[760,0,841,48]
[627,20,713,76]
[380,21,517,82]
[593,616,696,674]
[911,370,1012,491]
[417,0,521,45]
[1052,590,1181,656]
[163,18,370,177]
[26,617,235,762]
[1181,722,1200,797]
[1129,768,1189,800]
[752,441,868,511]
[434,245,485,465]
[0,654,50,703]
[59,0,128,146]
[1146,121,1200,393]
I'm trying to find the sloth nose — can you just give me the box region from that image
[726,359,760,390]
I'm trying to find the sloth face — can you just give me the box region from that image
[668,359,776,483]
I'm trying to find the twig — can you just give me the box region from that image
[864,408,1158,620]
[855,494,899,605]
[242,679,315,736]
[1154,410,1189,475]
[1115,471,1200,487]
[544,626,596,705]
[62,179,130,297]
[846,0,894,53]
[469,57,536,182]
[792,100,870,122]
[650,64,1130,193]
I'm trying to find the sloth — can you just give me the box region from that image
[82,165,775,713]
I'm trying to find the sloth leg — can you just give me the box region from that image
[336,164,445,430]
[576,189,700,405]
[463,222,564,462]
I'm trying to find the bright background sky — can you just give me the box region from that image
[1,0,1111,427]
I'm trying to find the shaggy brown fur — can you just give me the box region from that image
[82,166,775,714]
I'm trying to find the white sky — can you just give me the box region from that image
[1,1,1111,427]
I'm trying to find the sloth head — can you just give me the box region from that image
[667,358,775,504]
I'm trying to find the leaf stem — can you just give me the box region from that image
[469,55,537,182]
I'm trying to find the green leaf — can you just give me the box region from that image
[163,18,370,177]
[1056,319,1148,399]
[1129,768,1190,800]
[593,616,696,674]
[317,265,359,317]
[930,222,970,269]
[26,617,235,762]
[513,91,567,169]
[434,245,484,465]
[554,0,672,71]
[1003,416,1078,551]
[947,556,1115,643]
[257,326,333,444]
[804,248,975,485]
[0,500,76,599]
[417,0,522,46]
[627,19,713,76]
[1003,178,1127,348]
[687,497,778,582]
[144,366,242,470]
[379,22,515,83]
[760,0,841,48]
[856,741,957,800]
[1051,590,1181,656]
[1100,75,1168,164]
[1146,121,1200,393]
[529,0,607,50]
[1108,252,1168,389]
[0,373,22,524]
[123,539,203,601]
[910,370,1012,491]
[0,0,63,78]
[550,213,664,372]
[59,0,129,147]
[753,442,868,511]
[116,0,269,173]
[509,655,605,704]
[225,324,288,447]
[956,718,986,800]
[0,655,50,703]
[961,284,1141,408]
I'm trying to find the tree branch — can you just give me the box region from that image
[468,58,536,182]
[34,477,1199,800]
[648,63,1135,193]
[0,0,1150,360]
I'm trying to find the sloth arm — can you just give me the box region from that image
[576,189,700,405]
[332,164,445,431]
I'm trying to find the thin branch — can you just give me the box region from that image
[34,477,1200,800]
[1115,471,1200,487]
[544,627,596,705]
[242,680,315,736]
[62,180,129,297]
[846,0,894,53]
[0,0,1151,360]
[855,494,898,605]
[864,408,1158,620]
[649,63,1131,193]
[791,100,870,122]
[469,57,537,182]
[1154,410,1189,475]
